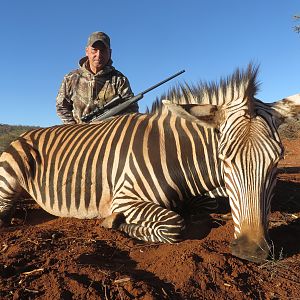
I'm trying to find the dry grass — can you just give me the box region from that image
[278,119,300,139]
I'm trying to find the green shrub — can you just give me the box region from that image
[0,124,39,153]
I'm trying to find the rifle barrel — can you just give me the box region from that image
[141,70,185,95]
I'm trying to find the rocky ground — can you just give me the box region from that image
[0,138,299,300]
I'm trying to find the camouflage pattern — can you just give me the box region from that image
[87,32,110,48]
[56,57,138,124]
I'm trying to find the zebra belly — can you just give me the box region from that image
[31,192,112,220]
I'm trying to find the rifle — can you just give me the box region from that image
[81,69,185,123]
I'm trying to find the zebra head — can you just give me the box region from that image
[215,68,284,263]
[160,65,299,263]
[174,66,283,263]
[218,111,283,264]
[210,69,300,263]
[218,78,300,263]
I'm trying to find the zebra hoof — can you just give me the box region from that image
[101,213,125,229]
[0,207,15,228]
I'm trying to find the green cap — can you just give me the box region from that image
[86,32,110,48]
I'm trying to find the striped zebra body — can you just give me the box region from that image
[1,64,299,263]
[0,111,224,241]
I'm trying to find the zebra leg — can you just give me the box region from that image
[103,202,186,243]
[0,161,24,227]
[0,185,18,228]
[0,198,16,227]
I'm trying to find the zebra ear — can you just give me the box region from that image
[162,100,224,128]
[264,93,300,128]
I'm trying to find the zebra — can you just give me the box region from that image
[0,65,299,263]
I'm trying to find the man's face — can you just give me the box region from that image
[86,41,111,73]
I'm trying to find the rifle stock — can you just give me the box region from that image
[81,69,185,123]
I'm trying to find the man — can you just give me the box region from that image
[56,31,138,124]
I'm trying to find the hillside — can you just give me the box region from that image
[0,124,39,153]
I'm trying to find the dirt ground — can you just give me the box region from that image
[0,138,299,300]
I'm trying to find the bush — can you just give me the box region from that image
[0,124,39,154]
[277,119,300,139]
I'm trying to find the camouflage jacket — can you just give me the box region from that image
[56,57,138,124]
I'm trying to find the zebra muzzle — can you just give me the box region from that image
[230,235,270,264]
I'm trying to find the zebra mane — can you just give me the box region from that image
[148,64,260,113]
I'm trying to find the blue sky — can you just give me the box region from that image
[1,0,299,126]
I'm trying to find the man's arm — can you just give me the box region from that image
[56,77,76,124]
